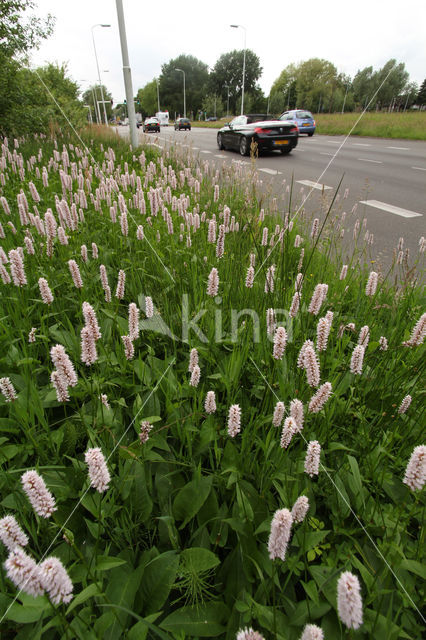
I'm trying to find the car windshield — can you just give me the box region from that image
[295,111,313,119]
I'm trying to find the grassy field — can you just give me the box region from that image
[0,128,424,639]
[191,112,426,140]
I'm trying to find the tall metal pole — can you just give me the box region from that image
[175,68,186,118]
[156,78,160,113]
[116,0,138,148]
[91,24,110,125]
[230,25,246,115]
[224,84,230,117]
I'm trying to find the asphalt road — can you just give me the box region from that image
[117,125,426,267]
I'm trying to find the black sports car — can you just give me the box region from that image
[217,114,298,156]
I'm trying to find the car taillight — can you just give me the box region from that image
[313,120,316,126]
[290,126,298,133]
[254,127,273,134]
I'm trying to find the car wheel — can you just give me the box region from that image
[217,133,225,150]
[308,132,314,137]
[239,136,249,156]
[280,147,292,155]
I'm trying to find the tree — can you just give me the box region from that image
[0,0,54,57]
[0,0,55,136]
[269,64,298,114]
[416,79,426,107]
[295,58,339,113]
[159,54,209,118]
[136,80,158,118]
[353,60,409,110]
[82,84,113,123]
[209,50,262,114]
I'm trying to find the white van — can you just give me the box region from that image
[155,111,169,126]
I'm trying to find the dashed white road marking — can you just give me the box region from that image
[328,141,342,144]
[200,150,212,154]
[412,166,426,171]
[297,179,332,190]
[352,143,371,146]
[387,146,410,150]
[259,168,282,175]
[358,158,382,164]
[320,152,335,157]
[360,200,423,218]
[214,154,227,158]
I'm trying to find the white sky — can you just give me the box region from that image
[29,0,426,105]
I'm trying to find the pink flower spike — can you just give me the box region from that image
[291,495,309,524]
[204,390,216,414]
[207,267,219,297]
[5,547,44,597]
[337,571,363,630]
[0,515,29,551]
[227,404,241,438]
[139,420,153,444]
[305,441,321,477]
[300,624,324,640]
[280,416,297,449]
[0,377,18,402]
[273,326,287,360]
[38,277,53,305]
[403,445,426,491]
[308,382,332,414]
[398,394,412,414]
[38,556,73,604]
[85,447,111,493]
[21,470,56,518]
[268,508,293,561]
[272,401,285,427]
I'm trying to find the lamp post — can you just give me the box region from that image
[175,68,186,118]
[91,23,110,125]
[230,24,246,115]
[156,78,160,113]
[224,84,230,117]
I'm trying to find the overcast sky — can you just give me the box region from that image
[29,0,425,106]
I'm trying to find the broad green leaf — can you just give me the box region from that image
[141,550,179,615]
[66,583,103,614]
[5,598,49,623]
[104,563,144,639]
[398,559,426,580]
[173,475,213,528]
[95,556,127,571]
[180,547,220,573]
[160,602,228,637]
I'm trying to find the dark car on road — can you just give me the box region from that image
[143,117,160,133]
[280,109,316,136]
[217,114,298,156]
[174,118,191,131]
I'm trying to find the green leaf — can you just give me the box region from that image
[398,559,426,580]
[66,583,103,614]
[95,556,127,571]
[180,547,220,573]
[160,602,229,637]
[5,596,49,623]
[141,550,179,615]
[173,475,213,528]
[104,563,145,639]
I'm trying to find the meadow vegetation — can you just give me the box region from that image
[0,128,424,640]
[192,112,426,140]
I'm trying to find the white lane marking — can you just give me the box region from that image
[320,152,335,157]
[412,166,426,171]
[358,158,382,164]
[328,141,342,144]
[259,168,282,175]
[215,154,227,158]
[192,147,199,150]
[297,179,332,190]
[353,143,371,146]
[360,200,423,218]
[200,150,212,154]
[387,146,410,150]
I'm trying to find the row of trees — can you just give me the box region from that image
[133,54,423,121]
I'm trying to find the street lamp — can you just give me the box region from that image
[156,78,160,113]
[175,68,186,118]
[230,24,246,115]
[224,84,230,117]
[91,23,111,125]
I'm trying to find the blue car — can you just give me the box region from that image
[279,109,316,136]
